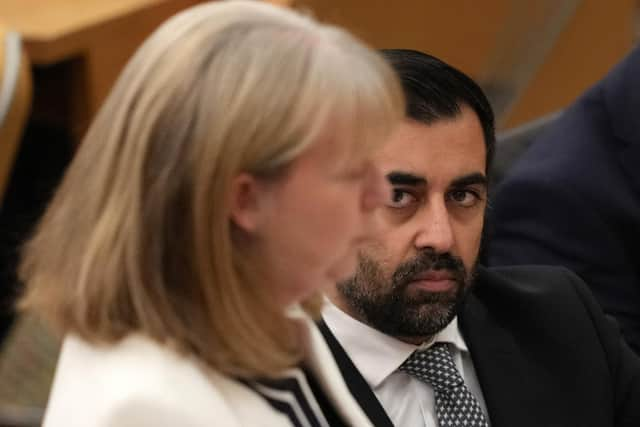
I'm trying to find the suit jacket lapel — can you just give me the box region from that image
[459,291,529,427]
[459,272,569,427]
[317,320,395,427]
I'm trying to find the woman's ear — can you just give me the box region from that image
[229,172,266,233]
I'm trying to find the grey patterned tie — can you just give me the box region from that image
[399,343,489,427]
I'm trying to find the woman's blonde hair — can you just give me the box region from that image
[19,1,403,377]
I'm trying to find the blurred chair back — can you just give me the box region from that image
[0,26,32,206]
[490,110,562,187]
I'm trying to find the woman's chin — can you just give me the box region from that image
[326,256,358,285]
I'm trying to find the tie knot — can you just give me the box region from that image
[399,343,464,391]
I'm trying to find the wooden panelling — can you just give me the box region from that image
[294,0,635,129]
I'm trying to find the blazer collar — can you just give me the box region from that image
[316,319,395,427]
[297,315,376,427]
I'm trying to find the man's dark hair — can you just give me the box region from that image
[381,49,495,170]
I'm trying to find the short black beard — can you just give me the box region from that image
[336,249,475,340]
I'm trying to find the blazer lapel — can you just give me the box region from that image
[459,280,569,427]
[301,317,376,427]
[317,320,395,427]
[459,291,529,427]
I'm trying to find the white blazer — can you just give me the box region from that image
[43,315,373,426]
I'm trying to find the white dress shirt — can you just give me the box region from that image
[322,301,490,427]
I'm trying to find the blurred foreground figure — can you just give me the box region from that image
[17,2,403,426]
[321,49,640,427]
[487,47,640,355]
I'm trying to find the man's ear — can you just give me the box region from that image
[229,172,266,233]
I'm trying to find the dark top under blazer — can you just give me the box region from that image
[322,265,640,427]
[486,46,640,354]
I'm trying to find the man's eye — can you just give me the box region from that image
[448,189,480,207]
[387,189,416,208]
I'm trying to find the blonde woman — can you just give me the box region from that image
[17,1,403,426]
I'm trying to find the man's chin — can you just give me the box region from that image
[391,303,458,338]
[360,297,458,339]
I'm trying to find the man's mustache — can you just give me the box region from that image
[392,250,466,288]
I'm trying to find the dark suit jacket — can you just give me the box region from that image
[321,265,640,427]
[485,47,640,354]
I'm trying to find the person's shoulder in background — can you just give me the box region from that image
[484,47,640,354]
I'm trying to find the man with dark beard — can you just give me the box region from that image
[339,248,469,342]
[320,49,640,427]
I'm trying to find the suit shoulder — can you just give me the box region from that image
[476,264,586,300]
[44,335,241,426]
[471,265,610,340]
[497,97,609,192]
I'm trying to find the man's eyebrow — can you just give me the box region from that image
[387,172,427,186]
[450,172,488,188]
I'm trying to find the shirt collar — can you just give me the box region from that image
[322,300,468,389]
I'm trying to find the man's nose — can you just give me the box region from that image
[414,198,454,254]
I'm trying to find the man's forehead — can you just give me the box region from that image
[375,112,486,180]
